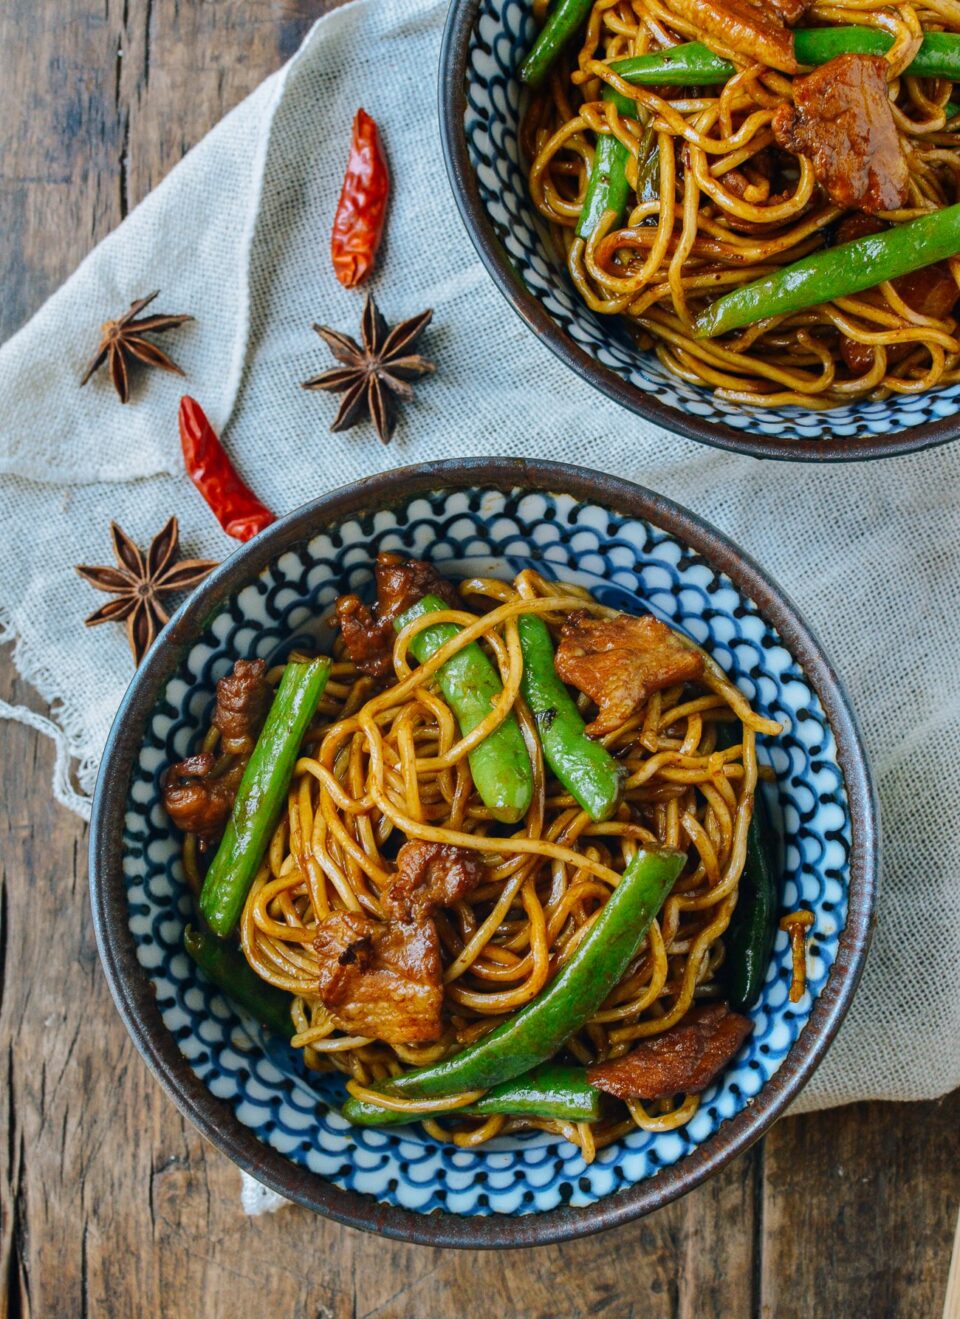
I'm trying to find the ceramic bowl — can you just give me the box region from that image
[89,459,878,1247]
[438,0,960,461]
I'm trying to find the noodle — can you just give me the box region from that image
[524,0,960,406]
[182,569,782,1161]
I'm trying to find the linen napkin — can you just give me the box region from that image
[2,0,958,1137]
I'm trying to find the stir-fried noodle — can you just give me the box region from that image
[182,569,781,1158]
[524,0,960,406]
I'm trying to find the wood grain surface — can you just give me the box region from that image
[0,3,958,1316]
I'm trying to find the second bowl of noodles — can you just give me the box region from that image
[439,0,960,459]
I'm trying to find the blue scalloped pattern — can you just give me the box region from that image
[122,487,851,1216]
[461,0,960,442]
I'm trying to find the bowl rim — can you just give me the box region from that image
[436,0,959,464]
[89,457,880,1248]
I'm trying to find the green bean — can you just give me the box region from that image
[184,926,294,1038]
[715,729,781,1010]
[694,204,960,339]
[341,1064,601,1126]
[577,121,632,241]
[396,594,533,824]
[607,30,960,87]
[795,26,960,78]
[609,44,734,86]
[519,0,594,89]
[518,613,623,821]
[369,846,685,1100]
[199,658,331,937]
[577,104,657,240]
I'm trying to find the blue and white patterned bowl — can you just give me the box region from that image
[438,0,960,461]
[90,460,878,1246]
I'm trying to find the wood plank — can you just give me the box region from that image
[943,1205,960,1319]
[0,0,123,338]
[760,1092,960,1319]
[0,0,323,344]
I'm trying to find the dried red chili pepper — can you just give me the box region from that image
[331,109,390,288]
[178,397,276,543]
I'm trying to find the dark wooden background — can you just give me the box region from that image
[0,3,957,1315]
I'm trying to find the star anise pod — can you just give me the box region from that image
[302,293,435,444]
[79,290,193,403]
[76,517,217,666]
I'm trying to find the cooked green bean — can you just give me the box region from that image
[396,594,533,824]
[607,30,960,87]
[199,658,331,937]
[577,105,658,240]
[694,205,960,339]
[519,0,594,89]
[518,613,623,820]
[184,926,294,1038]
[341,1064,601,1126]
[576,86,633,240]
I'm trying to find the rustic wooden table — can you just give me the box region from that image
[1,3,958,1316]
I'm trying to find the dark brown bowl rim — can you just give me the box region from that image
[437,0,959,463]
[89,458,879,1248]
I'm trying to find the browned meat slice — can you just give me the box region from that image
[586,1003,752,1100]
[163,657,271,846]
[335,552,461,677]
[335,595,394,678]
[664,0,798,73]
[769,0,810,23]
[772,55,908,215]
[841,338,878,377]
[384,841,484,921]
[313,911,443,1046]
[554,611,704,736]
[212,658,269,756]
[162,752,240,845]
[890,264,960,321]
[375,552,460,621]
[835,213,884,245]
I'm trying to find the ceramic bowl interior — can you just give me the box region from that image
[438,0,960,461]
[90,460,877,1247]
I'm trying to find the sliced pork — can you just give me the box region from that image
[313,911,444,1046]
[554,611,704,736]
[335,552,460,677]
[211,658,270,756]
[162,752,241,845]
[384,841,484,922]
[163,658,271,846]
[587,1003,752,1100]
[772,55,909,214]
[664,0,800,73]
